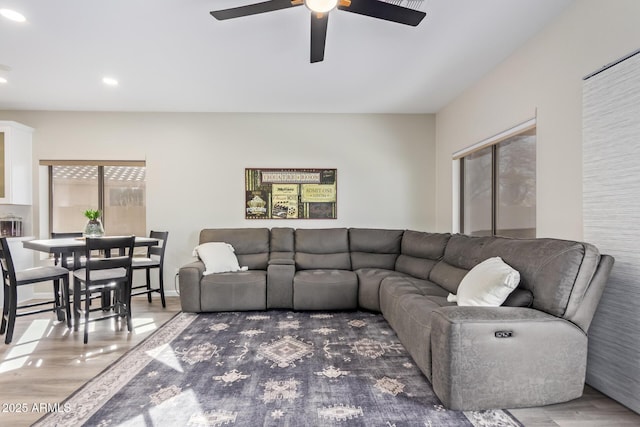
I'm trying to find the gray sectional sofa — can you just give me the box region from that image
[179,227,614,410]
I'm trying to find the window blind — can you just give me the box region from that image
[583,48,640,413]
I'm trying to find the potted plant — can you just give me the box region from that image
[83,209,105,237]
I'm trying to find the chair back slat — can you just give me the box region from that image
[86,256,131,270]
[85,236,135,252]
[147,231,168,256]
[85,236,135,273]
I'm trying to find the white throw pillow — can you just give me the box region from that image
[193,242,241,275]
[449,257,520,306]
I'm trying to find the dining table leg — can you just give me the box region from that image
[73,277,81,332]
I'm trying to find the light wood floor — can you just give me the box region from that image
[1,297,639,427]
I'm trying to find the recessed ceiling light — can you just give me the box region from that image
[0,9,26,22]
[0,77,7,84]
[102,77,119,87]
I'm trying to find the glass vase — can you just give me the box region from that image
[84,219,105,237]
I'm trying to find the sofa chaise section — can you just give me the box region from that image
[423,235,612,410]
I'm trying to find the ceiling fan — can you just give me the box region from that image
[210,0,426,63]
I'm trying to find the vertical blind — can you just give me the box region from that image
[583,49,640,413]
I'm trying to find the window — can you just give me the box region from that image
[43,161,146,237]
[457,121,536,238]
[462,146,493,236]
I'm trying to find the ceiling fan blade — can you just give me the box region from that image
[339,0,426,26]
[211,0,302,20]
[310,13,329,63]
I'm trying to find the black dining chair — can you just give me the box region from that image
[72,236,135,344]
[131,231,169,307]
[51,231,85,270]
[0,237,71,344]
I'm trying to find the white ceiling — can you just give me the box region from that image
[0,0,572,113]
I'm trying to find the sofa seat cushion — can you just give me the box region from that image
[410,279,451,298]
[383,293,445,380]
[380,276,452,344]
[200,271,267,311]
[421,295,456,307]
[380,276,450,316]
[293,269,357,310]
[354,268,410,312]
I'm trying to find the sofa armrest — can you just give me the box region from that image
[430,306,587,410]
[179,260,205,312]
[267,262,295,309]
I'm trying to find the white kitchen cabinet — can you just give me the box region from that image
[0,121,33,205]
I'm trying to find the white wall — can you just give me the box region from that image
[434,0,640,240]
[0,111,436,283]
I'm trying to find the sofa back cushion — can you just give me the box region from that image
[433,234,600,318]
[295,228,351,270]
[349,228,404,270]
[199,228,270,270]
[270,227,295,261]
[395,231,451,280]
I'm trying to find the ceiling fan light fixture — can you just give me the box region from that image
[305,0,338,14]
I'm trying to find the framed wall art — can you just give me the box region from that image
[245,168,337,219]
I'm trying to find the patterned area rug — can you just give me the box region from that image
[35,311,522,426]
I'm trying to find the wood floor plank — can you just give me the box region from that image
[1,297,639,426]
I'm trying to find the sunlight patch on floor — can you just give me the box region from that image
[0,355,29,373]
[146,343,184,373]
[0,319,50,373]
[82,342,119,356]
[133,317,157,335]
[112,389,204,426]
[149,388,203,424]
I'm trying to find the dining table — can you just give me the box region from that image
[23,236,159,314]
[23,236,159,268]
